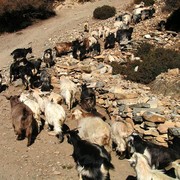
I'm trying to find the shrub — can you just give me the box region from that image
[162,0,180,12]
[133,0,155,6]
[93,5,116,20]
[0,0,56,33]
[77,0,93,3]
[110,43,180,84]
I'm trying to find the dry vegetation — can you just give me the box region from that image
[111,43,180,84]
[0,0,55,33]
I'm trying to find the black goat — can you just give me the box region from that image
[116,27,133,44]
[66,129,114,180]
[29,58,42,73]
[10,47,32,61]
[80,83,96,112]
[40,69,52,92]
[104,33,116,49]
[141,8,155,21]
[127,134,180,170]
[43,48,54,68]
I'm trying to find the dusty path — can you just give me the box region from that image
[0,0,132,68]
[0,0,136,179]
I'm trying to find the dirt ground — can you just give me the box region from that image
[0,0,136,179]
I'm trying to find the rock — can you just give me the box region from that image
[157,121,176,134]
[144,121,157,128]
[130,103,150,108]
[147,97,158,108]
[143,111,167,123]
[156,134,168,143]
[133,115,143,123]
[81,73,92,81]
[144,34,151,39]
[143,128,159,137]
[168,127,180,138]
[95,81,105,88]
[134,125,144,134]
[167,68,179,76]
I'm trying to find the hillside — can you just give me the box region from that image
[0,0,179,180]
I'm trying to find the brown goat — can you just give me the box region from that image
[6,95,37,146]
[54,42,72,57]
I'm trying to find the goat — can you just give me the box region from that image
[83,22,89,32]
[29,58,42,74]
[10,47,32,61]
[19,92,41,132]
[54,42,72,57]
[43,97,66,142]
[165,159,180,179]
[111,119,134,159]
[127,134,180,170]
[80,83,96,112]
[141,7,155,21]
[40,69,52,92]
[129,152,174,180]
[43,48,54,68]
[72,109,112,152]
[104,33,116,49]
[59,76,77,110]
[0,73,8,93]
[10,58,37,89]
[71,39,87,60]
[66,129,114,180]
[5,95,37,146]
[116,27,133,45]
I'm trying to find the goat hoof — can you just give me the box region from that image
[59,134,64,143]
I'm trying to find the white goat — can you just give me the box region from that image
[111,119,134,159]
[19,92,41,132]
[31,90,66,142]
[72,109,112,152]
[43,97,66,142]
[129,152,174,180]
[59,76,77,110]
[165,159,180,179]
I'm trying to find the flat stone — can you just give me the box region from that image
[143,111,167,123]
[134,125,144,134]
[144,121,157,128]
[130,103,150,108]
[157,121,176,134]
[143,128,159,137]
[133,115,143,123]
[156,134,168,143]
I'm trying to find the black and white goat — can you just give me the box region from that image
[129,152,174,180]
[80,83,96,112]
[10,58,37,89]
[127,134,180,170]
[10,47,32,61]
[66,129,114,180]
[43,48,54,68]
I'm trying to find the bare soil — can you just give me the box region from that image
[0,0,136,179]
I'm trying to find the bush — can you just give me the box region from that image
[77,0,93,3]
[110,43,180,84]
[133,0,155,6]
[93,5,116,20]
[162,0,180,12]
[0,0,56,33]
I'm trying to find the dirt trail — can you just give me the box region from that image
[0,0,132,68]
[0,0,136,179]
